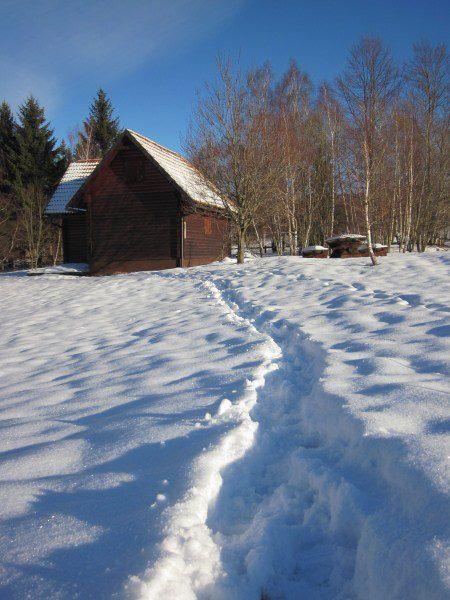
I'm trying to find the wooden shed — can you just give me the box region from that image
[45,130,230,275]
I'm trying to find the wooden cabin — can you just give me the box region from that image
[326,234,367,258]
[325,234,388,258]
[45,129,230,275]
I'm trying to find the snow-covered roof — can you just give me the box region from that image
[302,245,328,253]
[45,130,226,214]
[127,130,225,209]
[358,243,388,251]
[325,234,366,244]
[45,160,100,214]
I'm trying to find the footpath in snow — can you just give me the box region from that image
[134,252,450,600]
[0,270,277,598]
[0,252,449,599]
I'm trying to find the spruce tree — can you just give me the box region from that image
[0,101,18,194]
[89,88,121,156]
[59,140,72,169]
[8,96,66,268]
[12,95,65,195]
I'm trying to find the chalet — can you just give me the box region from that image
[45,129,230,275]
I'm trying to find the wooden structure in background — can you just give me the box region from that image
[301,245,329,258]
[326,234,367,258]
[357,243,388,257]
[46,130,230,275]
[325,234,388,258]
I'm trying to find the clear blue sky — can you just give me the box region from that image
[1,0,448,152]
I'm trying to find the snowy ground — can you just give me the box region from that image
[0,252,449,599]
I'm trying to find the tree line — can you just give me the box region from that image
[186,37,449,264]
[0,36,448,270]
[0,89,120,269]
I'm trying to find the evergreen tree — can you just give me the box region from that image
[0,101,18,194]
[7,96,66,268]
[12,95,65,195]
[88,88,121,156]
[59,139,72,169]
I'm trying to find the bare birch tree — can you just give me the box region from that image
[318,83,344,238]
[20,185,48,268]
[406,42,449,250]
[185,59,277,263]
[338,37,398,265]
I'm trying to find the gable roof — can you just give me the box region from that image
[126,130,225,209]
[45,130,225,215]
[45,160,100,214]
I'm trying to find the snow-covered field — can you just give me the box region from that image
[0,252,449,599]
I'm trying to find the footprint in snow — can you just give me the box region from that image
[150,493,167,509]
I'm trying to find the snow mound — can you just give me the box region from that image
[28,263,89,275]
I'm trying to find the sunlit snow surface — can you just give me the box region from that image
[0,252,449,599]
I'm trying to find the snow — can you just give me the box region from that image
[28,263,90,275]
[0,253,449,599]
[326,234,366,243]
[127,130,226,210]
[45,160,99,214]
[357,243,388,251]
[302,245,328,252]
[45,131,225,216]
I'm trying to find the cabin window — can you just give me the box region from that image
[204,217,212,235]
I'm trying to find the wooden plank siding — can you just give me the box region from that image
[84,139,181,274]
[183,211,229,267]
[63,136,230,274]
[62,214,87,262]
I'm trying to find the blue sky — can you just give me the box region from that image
[1,0,448,151]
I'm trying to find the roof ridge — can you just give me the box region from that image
[126,129,193,166]
[125,129,226,209]
[126,129,222,198]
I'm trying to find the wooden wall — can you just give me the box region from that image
[63,214,87,263]
[67,136,230,274]
[85,138,181,274]
[183,211,229,267]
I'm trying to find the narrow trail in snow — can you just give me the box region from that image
[195,275,360,600]
[137,262,449,600]
[132,272,282,600]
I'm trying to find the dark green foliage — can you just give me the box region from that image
[11,96,65,196]
[59,139,72,169]
[0,96,66,268]
[88,88,121,157]
[0,101,18,194]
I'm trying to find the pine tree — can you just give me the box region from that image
[12,95,65,195]
[9,96,66,267]
[59,140,72,169]
[0,101,18,194]
[89,88,121,156]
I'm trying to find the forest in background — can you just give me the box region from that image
[186,37,449,265]
[0,36,448,269]
[0,90,120,269]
